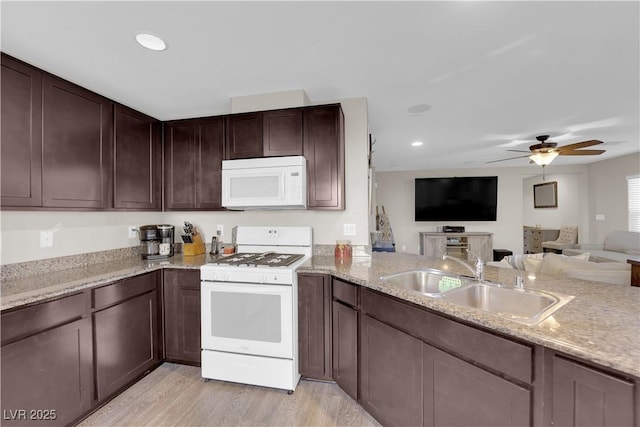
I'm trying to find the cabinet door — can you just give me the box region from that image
[303,105,345,209]
[332,300,358,400]
[1,54,43,207]
[42,75,112,208]
[164,121,197,210]
[421,235,447,258]
[523,229,532,253]
[553,356,634,427]
[263,109,303,156]
[163,269,201,365]
[113,104,161,210]
[195,117,225,209]
[423,344,530,427]
[467,235,492,263]
[94,290,159,401]
[360,314,423,427]
[297,273,332,380]
[1,318,93,427]
[225,112,263,159]
[531,230,543,252]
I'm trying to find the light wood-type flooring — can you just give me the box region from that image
[78,363,380,427]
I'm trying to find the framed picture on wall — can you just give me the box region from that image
[533,181,558,208]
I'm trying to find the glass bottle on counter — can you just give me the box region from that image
[334,240,352,259]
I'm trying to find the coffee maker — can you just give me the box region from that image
[139,224,175,259]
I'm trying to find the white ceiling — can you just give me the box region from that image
[2,1,638,172]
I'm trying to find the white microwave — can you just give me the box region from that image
[221,156,307,210]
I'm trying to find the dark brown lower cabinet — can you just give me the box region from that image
[297,273,332,380]
[552,356,635,427]
[1,317,93,427]
[360,314,423,427]
[93,286,159,401]
[332,300,358,400]
[423,344,530,427]
[163,269,201,365]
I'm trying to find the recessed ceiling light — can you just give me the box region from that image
[407,104,432,114]
[135,33,167,51]
[411,141,424,147]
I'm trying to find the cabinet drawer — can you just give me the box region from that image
[332,278,359,307]
[93,272,158,310]
[1,292,87,345]
[361,289,532,383]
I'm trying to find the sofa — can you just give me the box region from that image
[487,252,632,286]
[562,230,640,263]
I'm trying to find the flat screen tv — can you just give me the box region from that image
[415,176,498,221]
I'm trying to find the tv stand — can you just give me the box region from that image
[419,232,493,262]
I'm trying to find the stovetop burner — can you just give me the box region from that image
[209,252,305,267]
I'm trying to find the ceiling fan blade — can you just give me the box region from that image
[557,139,604,152]
[558,150,606,156]
[486,155,530,164]
[506,149,530,153]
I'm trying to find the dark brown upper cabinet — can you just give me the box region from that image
[1,54,43,208]
[42,75,113,209]
[225,112,263,159]
[263,109,303,156]
[164,117,225,210]
[303,104,345,209]
[113,104,162,210]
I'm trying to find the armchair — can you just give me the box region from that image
[542,226,578,253]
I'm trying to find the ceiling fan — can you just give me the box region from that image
[487,135,606,166]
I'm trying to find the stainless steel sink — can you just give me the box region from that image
[440,283,573,325]
[381,269,470,296]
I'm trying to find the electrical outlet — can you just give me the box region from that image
[343,224,356,236]
[40,230,53,248]
[128,225,138,239]
[217,224,224,236]
[596,214,605,221]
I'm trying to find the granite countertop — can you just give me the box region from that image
[0,254,210,310]
[2,252,639,378]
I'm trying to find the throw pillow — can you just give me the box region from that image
[522,252,587,273]
[570,252,591,261]
[523,257,544,273]
[539,253,630,277]
[502,253,545,270]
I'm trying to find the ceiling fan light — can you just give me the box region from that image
[529,151,559,166]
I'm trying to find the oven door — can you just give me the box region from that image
[201,281,293,359]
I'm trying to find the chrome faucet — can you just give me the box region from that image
[442,251,485,282]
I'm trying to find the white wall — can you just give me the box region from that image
[0,97,370,265]
[375,167,527,255]
[522,170,589,243]
[375,153,639,256]
[585,152,640,243]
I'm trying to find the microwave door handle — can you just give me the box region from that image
[281,172,287,199]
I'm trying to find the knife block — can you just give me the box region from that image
[183,233,206,256]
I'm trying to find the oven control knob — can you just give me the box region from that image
[222,273,229,281]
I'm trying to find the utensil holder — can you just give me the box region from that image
[183,233,206,256]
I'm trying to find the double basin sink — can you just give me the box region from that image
[380,269,573,326]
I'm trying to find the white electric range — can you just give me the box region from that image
[200,226,312,393]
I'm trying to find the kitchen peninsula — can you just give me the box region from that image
[1,251,638,426]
